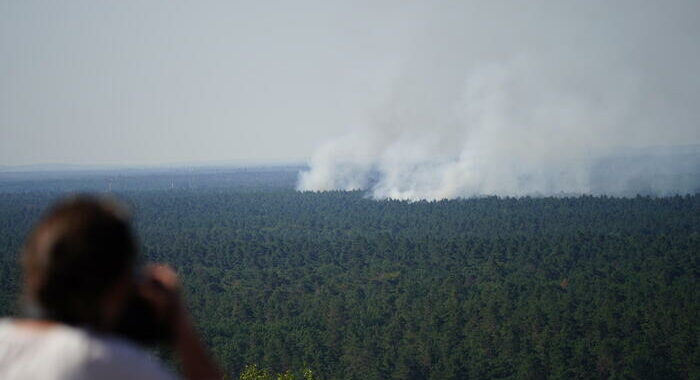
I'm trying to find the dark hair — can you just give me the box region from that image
[21,195,137,329]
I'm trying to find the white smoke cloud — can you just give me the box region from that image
[298,1,700,200]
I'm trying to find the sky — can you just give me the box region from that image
[1,1,699,169]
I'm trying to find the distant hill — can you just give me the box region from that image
[590,144,700,196]
[0,165,305,193]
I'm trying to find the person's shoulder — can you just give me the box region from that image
[0,320,178,380]
[79,331,179,380]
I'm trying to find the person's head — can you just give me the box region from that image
[21,195,137,330]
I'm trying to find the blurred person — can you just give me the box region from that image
[0,196,222,380]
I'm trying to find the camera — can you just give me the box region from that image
[113,273,174,346]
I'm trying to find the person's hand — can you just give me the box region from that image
[138,264,186,330]
[139,264,223,379]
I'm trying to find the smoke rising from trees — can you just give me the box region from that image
[298,1,700,200]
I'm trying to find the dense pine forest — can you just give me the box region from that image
[0,168,698,379]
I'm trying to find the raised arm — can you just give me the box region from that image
[141,264,223,380]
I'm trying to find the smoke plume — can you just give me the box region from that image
[298,1,700,200]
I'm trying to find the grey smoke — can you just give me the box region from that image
[298,1,700,200]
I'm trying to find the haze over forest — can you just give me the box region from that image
[2,1,699,199]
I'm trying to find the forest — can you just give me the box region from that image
[0,168,698,379]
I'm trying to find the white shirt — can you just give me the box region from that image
[0,319,178,380]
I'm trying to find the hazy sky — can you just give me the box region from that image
[2,1,699,167]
